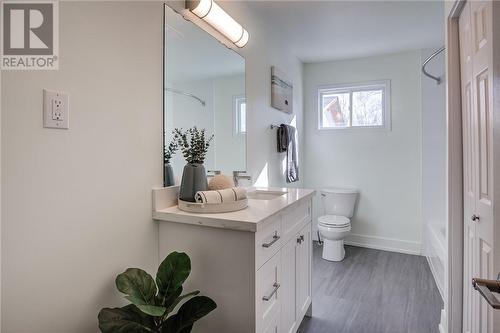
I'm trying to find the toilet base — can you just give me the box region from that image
[322,239,345,261]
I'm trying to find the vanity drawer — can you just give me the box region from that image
[256,251,281,333]
[282,200,311,241]
[256,215,282,269]
[262,309,280,333]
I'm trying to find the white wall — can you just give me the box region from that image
[167,78,216,179]
[421,48,446,297]
[227,1,304,187]
[1,2,163,332]
[213,74,246,175]
[165,74,246,179]
[167,1,305,187]
[304,51,422,254]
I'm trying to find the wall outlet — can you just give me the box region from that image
[44,89,69,129]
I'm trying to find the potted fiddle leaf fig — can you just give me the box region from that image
[164,138,178,187]
[174,127,214,202]
[98,251,216,333]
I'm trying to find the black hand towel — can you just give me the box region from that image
[277,124,288,153]
[277,124,299,183]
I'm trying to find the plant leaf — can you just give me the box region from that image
[116,268,157,307]
[166,290,200,314]
[157,286,183,316]
[98,304,155,333]
[160,296,217,333]
[135,304,167,317]
[123,296,167,317]
[156,252,191,306]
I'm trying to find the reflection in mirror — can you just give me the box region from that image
[164,5,246,187]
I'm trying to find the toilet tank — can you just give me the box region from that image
[321,188,358,218]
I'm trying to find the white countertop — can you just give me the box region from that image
[152,187,316,232]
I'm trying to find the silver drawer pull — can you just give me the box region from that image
[262,283,280,301]
[262,231,280,248]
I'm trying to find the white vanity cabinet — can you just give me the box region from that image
[153,187,314,333]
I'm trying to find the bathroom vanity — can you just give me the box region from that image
[153,186,315,333]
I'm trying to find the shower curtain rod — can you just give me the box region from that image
[165,87,206,106]
[422,46,445,85]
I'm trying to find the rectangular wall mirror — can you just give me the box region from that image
[163,5,246,187]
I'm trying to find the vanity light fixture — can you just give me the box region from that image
[186,0,249,48]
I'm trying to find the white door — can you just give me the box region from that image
[459,1,496,332]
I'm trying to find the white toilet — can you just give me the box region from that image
[318,188,358,262]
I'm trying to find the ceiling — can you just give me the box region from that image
[245,1,444,63]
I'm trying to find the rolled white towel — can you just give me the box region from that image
[195,187,247,204]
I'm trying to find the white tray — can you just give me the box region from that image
[178,198,248,214]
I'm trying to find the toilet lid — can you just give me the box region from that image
[318,215,350,227]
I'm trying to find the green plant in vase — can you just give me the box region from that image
[174,127,214,202]
[164,138,178,187]
[98,251,216,333]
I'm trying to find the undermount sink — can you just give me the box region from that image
[247,190,288,200]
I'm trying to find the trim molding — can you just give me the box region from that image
[445,1,466,332]
[344,233,421,255]
[426,256,445,300]
[438,309,447,333]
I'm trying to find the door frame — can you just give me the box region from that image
[444,1,466,332]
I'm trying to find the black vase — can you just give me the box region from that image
[179,163,208,202]
[164,163,175,187]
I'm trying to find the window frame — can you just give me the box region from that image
[317,80,391,131]
[233,95,246,135]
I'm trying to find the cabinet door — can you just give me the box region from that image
[257,252,282,333]
[296,223,311,320]
[280,237,297,333]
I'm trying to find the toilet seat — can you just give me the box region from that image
[318,215,350,228]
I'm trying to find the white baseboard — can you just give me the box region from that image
[438,308,447,333]
[344,233,421,255]
[426,255,445,300]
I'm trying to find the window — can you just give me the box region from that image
[234,96,246,134]
[318,80,390,130]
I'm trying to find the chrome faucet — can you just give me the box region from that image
[233,171,251,187]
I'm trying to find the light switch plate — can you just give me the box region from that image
[43,89,69,129]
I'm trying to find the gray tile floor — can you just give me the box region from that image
[298,243,443,333]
